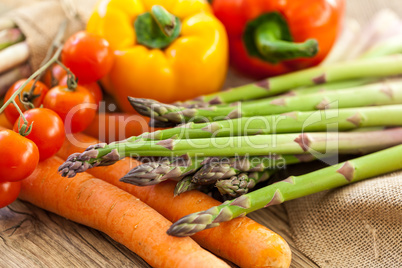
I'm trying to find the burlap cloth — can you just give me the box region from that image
[2,0,401,267]
[2,0,98,70]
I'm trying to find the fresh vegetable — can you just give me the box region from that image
[83,113,159,143]
[58,128,402,174]
[42,64,67,88]
[164,55,402,107]
[0,112,12,129]
[167,144,402,237]
[13,108,65,160]
[174,176,200,196]
[121,154,308,187]
[43,85,96,133]
[216,169,276,197]
[0,181,21,208]
[131,77,402,124]
[56,132,292,268]
[0,129,39,183]
[121,157,206,186]
[4,79,49,124]
[211,0,344,78]
[61,31,114,83]
[20,156,230,268]
[132,86,402,123]
[135,105,402,139]
[192,155,304,184]
[86,0,228,112]
[59,75,103,106]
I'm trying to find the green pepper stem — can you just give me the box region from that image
[254,21,318,63]
[135,6,181,49]
[151,5,177,37]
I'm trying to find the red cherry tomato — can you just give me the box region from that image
[43,85,97,133]
[4,79,49,124]
[42,64,68,88]
[61,31,114,83]
[59,75,103,106]
[0,181,21,208]
[0,130,39,183]
[14,108,65,161]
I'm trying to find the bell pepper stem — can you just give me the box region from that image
[151,5,177,37]
[135,6,181,49]
[254,21,318,63]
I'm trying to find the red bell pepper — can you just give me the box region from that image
[212,0,345,78]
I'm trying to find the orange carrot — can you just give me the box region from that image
[19,156,230,268]
[57,133,292,268]
[84,113,162,143]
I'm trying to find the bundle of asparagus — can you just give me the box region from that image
[59,52,402,236]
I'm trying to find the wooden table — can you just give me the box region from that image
[0,199,318,267]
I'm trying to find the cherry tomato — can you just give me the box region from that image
[0,181,21,208]
[4,79,49,124]
[61,31,114,83]
[43,85,97,133]
[42,64,68,88]
[59,75,103,106]
[14,108,65,161]
[0,130,39,183]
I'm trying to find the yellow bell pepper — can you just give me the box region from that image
[87,0,228,112]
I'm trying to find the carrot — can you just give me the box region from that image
[19,156,230,268]
[84,113,162,143]
[57,133,292,268]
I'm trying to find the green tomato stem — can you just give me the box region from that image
[56,59,77,91]
[12,99,33,136]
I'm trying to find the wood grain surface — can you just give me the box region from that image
[0,199,318,267]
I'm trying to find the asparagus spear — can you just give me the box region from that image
[172,78,373,108]
[120,156,204,186]
[129,80,402,123]
[139,105,402,140]
[174,176,201,196]
[167,144,402,237]
[191,155,310,184]
[222,78,376,104]
[216,169,276,197]
[122,154,307,187]
[167,55,402,106]
[58,128,402,177]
